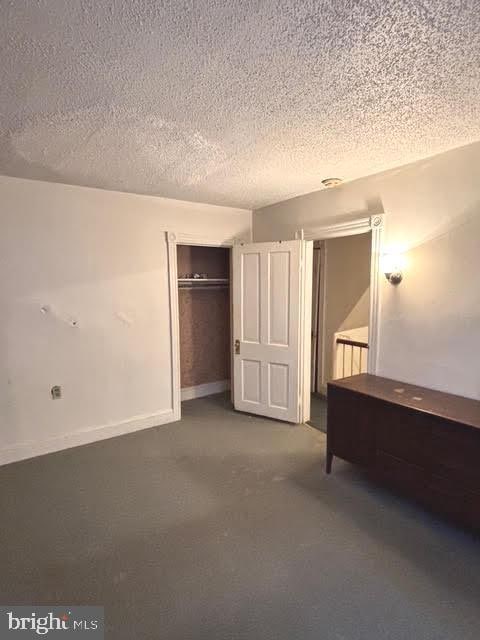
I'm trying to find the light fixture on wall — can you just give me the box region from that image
[382,253,405,285]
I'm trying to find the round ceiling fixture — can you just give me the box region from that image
[321,177,343,188]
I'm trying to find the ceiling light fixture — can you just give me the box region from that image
[321,177,343,188]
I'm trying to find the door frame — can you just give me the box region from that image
[310,241,327,393]
[166,231,238,422]
[297,214,385,390]
[167,214,384,423]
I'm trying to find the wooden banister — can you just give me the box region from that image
[336,338,369,349]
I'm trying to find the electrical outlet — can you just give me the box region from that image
[51,385,62,400]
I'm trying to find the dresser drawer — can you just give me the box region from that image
[428,421,480,491]
[327,387,376,468]
[376,451,480,531]
[375,450,428,497]
[376,401,480,491]
[375,402,434,468]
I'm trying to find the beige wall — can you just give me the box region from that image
[254,141,480,400]
[0,176,251,464]
[324,233,371,382]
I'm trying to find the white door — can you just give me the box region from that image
[232,240,312,423]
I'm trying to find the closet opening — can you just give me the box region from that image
[176,244,232,403]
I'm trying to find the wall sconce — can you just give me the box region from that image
[382,253,405,285]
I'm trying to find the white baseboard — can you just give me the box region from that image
[0,408,177,467]
[181,380,230,401]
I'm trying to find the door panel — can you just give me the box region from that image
[242,359,261,404]
[233,240,312,423]
[268,251,290,346]
[268,363,289,409]
[241,251,261,343]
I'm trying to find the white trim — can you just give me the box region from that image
[299,241,313,422]
[181,380,231,401]
[166,233,182,422]
[300,216,372,241]
[298,214,385,377]
[316,241,327,390]
[367,215,384,374]
[229,252,235,405]
[0,409,175,467]
[170,231,240,247]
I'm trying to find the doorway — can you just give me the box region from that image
[177,244,232,403]
[168,218,383,425]
[309,232,372,432]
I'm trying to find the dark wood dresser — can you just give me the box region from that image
[327,374,480,531]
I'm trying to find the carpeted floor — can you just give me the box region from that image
[1,392,479,639]
[309,393,328,432]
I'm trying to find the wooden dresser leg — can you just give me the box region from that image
[326,451,333,474]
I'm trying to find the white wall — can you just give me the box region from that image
[0,176,251,464]
[254,141,480,400]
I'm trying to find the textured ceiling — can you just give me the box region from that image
[0,1,479,209]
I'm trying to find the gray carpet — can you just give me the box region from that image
[1,392,479,639]
[309,393,328,433]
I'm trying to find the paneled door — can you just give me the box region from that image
[232,240,312,423]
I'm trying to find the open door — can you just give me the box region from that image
[232,240,312,423]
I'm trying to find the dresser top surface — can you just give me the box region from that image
[328,374,480,431]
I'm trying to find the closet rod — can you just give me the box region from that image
[179,285,228,290]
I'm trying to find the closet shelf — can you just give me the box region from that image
[178,278,229,284]
[178,278,229,290]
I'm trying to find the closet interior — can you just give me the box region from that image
[177,245,231,400]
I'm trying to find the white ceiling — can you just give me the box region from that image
[1,1,479,209]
